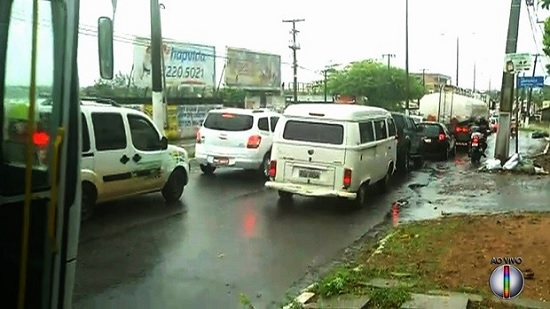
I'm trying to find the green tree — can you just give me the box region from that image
[542,0,550,9]
[81,71,143,97]
[326,60,425,111]
[217,87,246,102]
[543,17,550,75]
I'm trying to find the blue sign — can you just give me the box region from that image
[517,76,545,88]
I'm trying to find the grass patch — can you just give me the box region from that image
[519,122,550,132]
[310,213,550,308]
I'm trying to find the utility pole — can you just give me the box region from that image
[150,0,165,132]
[456,36,460,87]
[525,54,541,126]
[473,61,477,92]
[382,53,395,70]
[405,0,410,115]
[283,19,305,104]
[494,0,522,161]
[324,70,328,102]
[420,68,427,87]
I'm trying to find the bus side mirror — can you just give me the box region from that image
[97,16,114,80]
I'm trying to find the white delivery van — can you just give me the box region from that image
[265,104,397,206]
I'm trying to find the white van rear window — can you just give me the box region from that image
[283,120,344,145]
[203,113,253,132]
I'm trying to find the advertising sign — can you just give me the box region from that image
[140,104,223,139]
[224,47,281,90]
[132,37,216,89]
[503,53,532,74]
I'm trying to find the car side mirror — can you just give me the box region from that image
[160,136,168,150]
[97,16,114,80]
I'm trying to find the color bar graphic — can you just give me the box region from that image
[503,265,510,298]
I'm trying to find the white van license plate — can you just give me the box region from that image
[299,169,320,179]
[213,157,229,165]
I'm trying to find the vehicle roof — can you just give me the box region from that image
[208,107,280,117]
[80,100,143,115]
[284,103,391,121]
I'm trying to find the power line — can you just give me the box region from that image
[10,13,322,77]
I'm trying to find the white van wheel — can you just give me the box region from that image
[200,164,216,175]
[354,183,368,207]
[378,166,392,193]
[162,168,187,203]
[278,190,293,201]
[81,182,96,221]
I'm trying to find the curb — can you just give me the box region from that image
[282,230,398,308]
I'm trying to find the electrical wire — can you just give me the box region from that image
[10,12,320,75]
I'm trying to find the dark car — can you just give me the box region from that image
[418,121,456,160]
[390,112,424,171]
[453,120,472,147]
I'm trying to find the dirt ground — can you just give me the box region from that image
[359,213,550,302]
[534,152,550,172]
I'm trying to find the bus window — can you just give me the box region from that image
[2,0,54,172]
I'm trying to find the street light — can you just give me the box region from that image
[439,32,476,88]
[405,0,410,115]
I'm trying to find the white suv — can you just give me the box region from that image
[75,99,190,220]
[195,108,281,177]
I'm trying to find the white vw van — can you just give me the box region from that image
[265,104,397,206]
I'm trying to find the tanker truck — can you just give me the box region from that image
[418,87,489,124]
[418,86,489,147]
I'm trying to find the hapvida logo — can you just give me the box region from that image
[170,48,207,62]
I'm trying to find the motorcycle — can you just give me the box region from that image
[469,132,486,164]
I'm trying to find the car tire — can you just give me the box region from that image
[354,182,368,208]
[162,168,187,203]
[199,164,216,175]
[259,152,271,179]
[278,190,293,201]
[81,182,96,222]
[397,149,410,173]
[378,165,392,193]
[442,146,450,161]
[412,156,424,169]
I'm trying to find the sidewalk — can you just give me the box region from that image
[290,213,550,309]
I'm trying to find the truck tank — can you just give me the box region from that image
[418,89,489,124]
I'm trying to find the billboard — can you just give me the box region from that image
[132,37,216,89]
[224,47,281,90]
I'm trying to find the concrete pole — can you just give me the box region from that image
[494,0,522,161]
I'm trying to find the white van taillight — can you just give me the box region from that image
[343,168,352,188]
[269,160,277,177]
[196,131,202,144]
[247,135,262,148]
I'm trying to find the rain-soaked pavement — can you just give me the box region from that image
[73,131,550,309]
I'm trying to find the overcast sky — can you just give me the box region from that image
[47,0,550,89]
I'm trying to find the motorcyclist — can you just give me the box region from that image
[469,125,488,153]
[475,117,489,135]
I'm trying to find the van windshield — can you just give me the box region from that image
[283,120,344,145]
[203,113,253,131]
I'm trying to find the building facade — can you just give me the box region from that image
[411,72,452,93]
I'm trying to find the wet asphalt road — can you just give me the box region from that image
[73,131,550,309]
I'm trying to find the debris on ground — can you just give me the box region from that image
[531,131,549,139]
[480,153,549,175]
